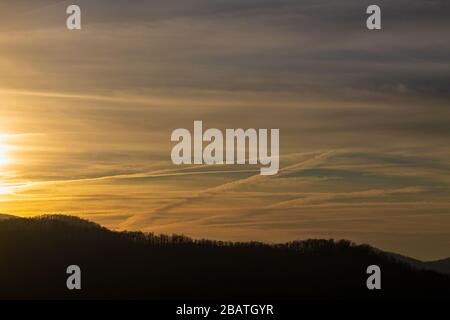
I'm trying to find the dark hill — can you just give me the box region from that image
[0,215,448,299]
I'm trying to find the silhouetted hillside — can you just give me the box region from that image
[0,215,448,299]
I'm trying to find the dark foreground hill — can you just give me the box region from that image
[0,215,448,300]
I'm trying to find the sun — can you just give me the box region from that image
[0,143,10,166]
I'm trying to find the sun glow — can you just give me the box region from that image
[0,142,11,166]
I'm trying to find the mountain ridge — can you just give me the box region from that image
[0,214,449,299]
[1,213,449,275]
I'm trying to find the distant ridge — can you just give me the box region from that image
[422,258,450,275]
[375,249,450,275]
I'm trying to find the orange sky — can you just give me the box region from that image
[0,0,449,260]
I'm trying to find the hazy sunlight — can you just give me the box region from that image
[0,142,10,166]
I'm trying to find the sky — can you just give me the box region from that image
[0,0,449,260]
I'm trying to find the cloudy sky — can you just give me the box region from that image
[0,0,449,260]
